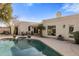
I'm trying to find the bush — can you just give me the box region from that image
[21,32,25,36]
[27,35,31,38]
[57,35,64,40]
[73,31,79,44]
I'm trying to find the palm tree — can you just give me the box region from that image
[0,3,12,34]
[37,24,45,37]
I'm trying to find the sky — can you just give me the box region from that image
[11,3,79,22]
[1,3,79,27]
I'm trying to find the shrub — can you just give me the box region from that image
[73,31,79,44]
[37,24,45,37]
[27,35,31,38]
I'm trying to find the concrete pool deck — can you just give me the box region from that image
[0,35,79,56]
[31,36,79,56]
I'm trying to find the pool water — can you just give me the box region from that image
[0,39,62,56]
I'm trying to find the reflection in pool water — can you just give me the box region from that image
[0,39,62,56]
[0,40,44,56]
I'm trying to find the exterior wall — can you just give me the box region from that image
[13,20,37,35]
[0,27,10,33]
[18,23,30,34]
[0,20,37,35]
[42,25,48,36]
[42,14,79,39]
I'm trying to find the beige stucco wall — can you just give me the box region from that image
[13,20,37,35]
[18,22,31,34]
[42,14,79,39]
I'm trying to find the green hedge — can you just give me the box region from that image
[73,31,79,44]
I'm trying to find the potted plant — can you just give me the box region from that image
[27,31,31,38]
[13,34,16,40]
[73,31,79,44]
[57,35,64,41]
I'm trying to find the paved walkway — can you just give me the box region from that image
[0,35,79,56]
[31,36,79,56]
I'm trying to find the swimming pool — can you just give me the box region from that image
[0,38,62,56]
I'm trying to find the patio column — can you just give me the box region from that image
[9,21,15,35]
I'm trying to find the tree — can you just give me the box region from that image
[0,3,12,24]
[37,24,45,37]
[0,3,12,34]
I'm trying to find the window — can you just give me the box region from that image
[28,26,30,31]
[47,25,56,36]
[48,26,52,35]
[69,25,74,34]
[48,26,56,29]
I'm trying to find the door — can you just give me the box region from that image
[15,27,18,35]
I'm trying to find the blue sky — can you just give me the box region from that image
[12,3,79,22]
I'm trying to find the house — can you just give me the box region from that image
[12,20,37,35]
[0,19,37,35]
[42,12,79,39]
[1,12,79,39]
